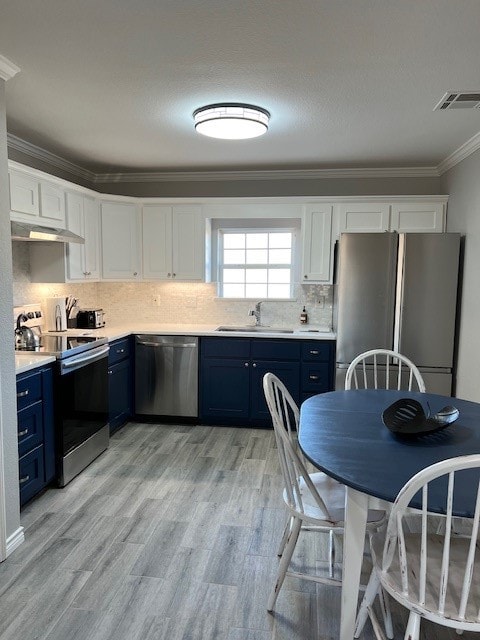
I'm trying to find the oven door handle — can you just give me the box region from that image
[59,345,110,375]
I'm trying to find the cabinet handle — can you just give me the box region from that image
[244,362,249,367]
[19,475,30,485]
[117,349,125,354]
[17,389,29,398]
[167,273,171,277]
[133,272,138,277]
[87,271,91,276]
[309,375,319,381]
[304,275,308,279]
[18,428,29,437]
[173,273,176,277]
[108,369,113,375]
[309,350,319,355]
[83,271,88,276]
[252,363,257,368]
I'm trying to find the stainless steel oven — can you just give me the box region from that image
[55,341,110,486]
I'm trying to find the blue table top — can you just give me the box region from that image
[299,389,480,516]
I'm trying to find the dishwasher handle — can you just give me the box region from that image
[137,340,197,348]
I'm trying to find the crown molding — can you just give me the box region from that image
[12,130,480,184]
[94,165,439,183]
[0,54,20,81]
[7,134,96,182]
[437,131,480,175]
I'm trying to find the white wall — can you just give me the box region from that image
[441,150,480,402]
[0,80,21,556]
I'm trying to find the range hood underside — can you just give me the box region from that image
[11,220,84,244]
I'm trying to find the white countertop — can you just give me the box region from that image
[15,353,56,375]
[87,323,336,342]
[15,323,336,374]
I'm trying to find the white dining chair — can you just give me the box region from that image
[345,349,426,392]
[263,372,387,614]
[354,454,480,640]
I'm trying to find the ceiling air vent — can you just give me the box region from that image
[434,92,480,110]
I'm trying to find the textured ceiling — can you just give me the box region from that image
[1,0,480,173]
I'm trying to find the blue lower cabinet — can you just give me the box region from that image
[108,338,133,434]
[200,358,250,423]
[16,365,55,506]
[199,337,330,427]
[250,360,300,423]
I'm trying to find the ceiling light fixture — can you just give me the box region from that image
[193,103,270,140]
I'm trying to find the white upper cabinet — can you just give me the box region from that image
[9,170,39,218]
[9,169,66,226]
[39,181,66,225]
[302,204,333,282]
[101,201,141,280]
[337,200,445,236]
[390,202,445,233]
[338,202,390,233]
[66,193,100,280]
[142,204,204,280]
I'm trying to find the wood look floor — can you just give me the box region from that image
[0,422,474,640]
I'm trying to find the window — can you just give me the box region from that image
[218,229,294,298]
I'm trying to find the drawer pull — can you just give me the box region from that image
[309,350,319,355]
[252,363,257,368]
[244,362,249,367]
[18,428,29,437]
[17,389,29,398]
[309,375,320,381]
[19,475,30,485]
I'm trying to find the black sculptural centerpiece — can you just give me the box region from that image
[382,398,459,436]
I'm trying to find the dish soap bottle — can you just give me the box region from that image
[300,306,308,324]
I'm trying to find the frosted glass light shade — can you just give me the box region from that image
[193,103,270,139]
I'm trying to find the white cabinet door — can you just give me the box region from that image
[391,202,445,233]
[66,192,85,280]
[101,202,141,280]
[302,204,333,282]
[338,203,390,233]
[9,170,39,218]
[66,194,101,281]
[172,205,204,280]
[142,204,204,280]
[83,196,101,279]
[142,205,173,279]
[39,181,66,225]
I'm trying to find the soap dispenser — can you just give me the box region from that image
[300,306,308,324]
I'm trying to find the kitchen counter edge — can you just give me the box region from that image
[15,354,56,375]
[98,324,336,343]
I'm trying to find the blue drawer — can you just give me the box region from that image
[19,445,45,506]
[17,401,44,457]
[109,338,130,365]
[301,363,331,393]
[251,339,301,361]
[16,371,42,411]
[301,341,333,363]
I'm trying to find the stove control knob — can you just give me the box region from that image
[35,311,42,318]
[27,312,35,319]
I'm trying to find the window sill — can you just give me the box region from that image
[214,297,298,302]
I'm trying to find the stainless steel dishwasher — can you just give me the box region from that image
[135,335,198,417]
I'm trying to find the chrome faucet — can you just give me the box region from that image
[249,301,263,326]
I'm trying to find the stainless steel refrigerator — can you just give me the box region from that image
[335,232,460,395]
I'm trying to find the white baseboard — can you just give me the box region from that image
[6,526,24,557]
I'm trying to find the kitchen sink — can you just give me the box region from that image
[215,325,294,334]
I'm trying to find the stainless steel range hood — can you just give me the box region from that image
[11,220,85,244]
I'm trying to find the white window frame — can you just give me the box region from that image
[217,226,297,299]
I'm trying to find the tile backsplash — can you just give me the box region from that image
[12,243,333,329]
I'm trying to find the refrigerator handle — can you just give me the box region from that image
[394,233,406,352]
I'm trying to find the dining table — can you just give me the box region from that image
[298,388,480,640]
